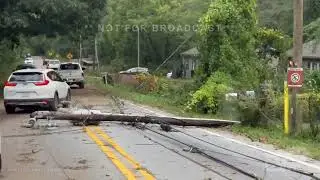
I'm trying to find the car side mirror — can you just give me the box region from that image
[82,67,86,70]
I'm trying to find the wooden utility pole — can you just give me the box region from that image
[291,0,304,134]
[79,35,82,64]
[137,28,140,68]
[95,36,100,72]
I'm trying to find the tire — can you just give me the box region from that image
[49,93,59,111]
[63,90,71,108]
[79,82,84,89]
[5,105,15,114]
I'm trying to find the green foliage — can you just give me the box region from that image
[198,0,260,88]
[305,70,320,91]
[0,0,107,44]
[304,18,320,42]
[304,0,320,25]
[0,40,26,88]
[257,0,293,34]
[156,78,198,106]
[100,0,212,70]
[186,72,232,114]
[236,82,281,127]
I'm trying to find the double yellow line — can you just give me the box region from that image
[85,126,155,180]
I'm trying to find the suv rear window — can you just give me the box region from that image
[60,64,80,70]
[49,61,60,64]
[9,72,43,82]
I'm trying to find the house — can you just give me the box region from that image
[286,41,320,70]
[180,47,200,78]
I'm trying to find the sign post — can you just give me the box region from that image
[287,67,303,135]
[284,81,289,134]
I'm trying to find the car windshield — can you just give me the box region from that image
[9,72,43,82]
[60,64,80,70]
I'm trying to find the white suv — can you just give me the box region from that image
[3,69,71,114]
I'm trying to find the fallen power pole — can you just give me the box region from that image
[29,111,240,128]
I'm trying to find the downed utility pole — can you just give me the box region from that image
[29,111,240,128]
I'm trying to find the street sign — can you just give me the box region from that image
[287,67,303,88]
[67,52,73,60]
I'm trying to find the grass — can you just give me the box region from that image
[231,125,320,160]
[87,75,320,160]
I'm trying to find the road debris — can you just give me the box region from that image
[28,110,240,128]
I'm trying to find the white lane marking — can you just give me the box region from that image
[125,100,320,172]
[202,129,320,172]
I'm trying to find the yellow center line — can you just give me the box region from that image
[94,127,156,180]
[84,127,136,180]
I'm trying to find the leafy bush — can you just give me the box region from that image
[186,72,232,114]
[135,74,159,93]
[236,81,282,127]
[156,78,198,106]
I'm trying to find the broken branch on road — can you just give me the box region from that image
[29,110,239,128]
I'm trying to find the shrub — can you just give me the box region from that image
[186,72,232,114]
[235,81,282,127]
[135,73,159,93]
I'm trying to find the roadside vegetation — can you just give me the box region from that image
[88,0,320,159]
[1,0,320,159]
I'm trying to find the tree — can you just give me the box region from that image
[198,0,259,88]
[304,0,320,25]
[0,0,107,44]
[99,0,212,71]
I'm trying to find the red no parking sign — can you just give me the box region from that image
[287,68,304,88]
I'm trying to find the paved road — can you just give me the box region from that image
[31,56,44,69]
[1,88,320,180]
[1,58,320,179]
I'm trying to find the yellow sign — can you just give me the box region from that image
[67,52,73,60]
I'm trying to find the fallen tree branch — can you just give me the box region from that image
[30,111,240,127]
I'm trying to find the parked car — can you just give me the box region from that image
[3,69,71,114]
[58,62,85,88]
[24,57,34,64]
[47,59,60,70]
[119,67,149,74]
[15,64,37,71]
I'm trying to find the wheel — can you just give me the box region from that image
[79,82,84,89]
[5,105,15,114]
[49,93,59,111]
[63,90,71,108]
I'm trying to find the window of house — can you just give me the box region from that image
[313,62,318,70]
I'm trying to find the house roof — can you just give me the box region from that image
[181,47,199,56]
[286,41,320,59]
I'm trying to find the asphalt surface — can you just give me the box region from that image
[0,58,320,180]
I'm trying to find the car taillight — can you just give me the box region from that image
[34,80,50,86]
[4,81,17,87]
